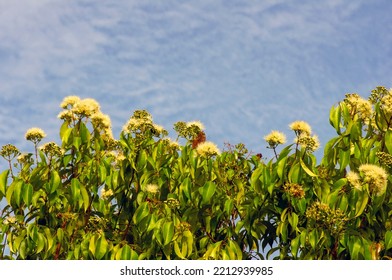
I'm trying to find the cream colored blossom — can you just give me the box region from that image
[72,98,100,117]
[145,184,160,194]
[116,153,126,162]
[264,130,286,147]
[168,139,180,150]
[0,144,20,160]
[60,95,81,109]
[196,141,220,157]
[17,153,33,165]
[162,138,180,150]
[346,171,362,191]
[100,188,114,200]
[57,110,76,122]
[25,127,46,143]
[91,112,111,130]
[289,121,312,136]
[3,216,16,225]
[344,93,373,121]
[39,142,63,157]
[358,164,388,196]
[296,134,320,152]
[381,92,392,115]
[152,124,166,134]
[186,121,205,131]
[122,118,146,134]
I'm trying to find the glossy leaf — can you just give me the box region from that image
[22,183,33,206]
[116,244,138,260]
[133,202,150,224]
[199,181,216,205]
[0,169,9,197]
[48,171,61,194]
[80,185,90,212]
[329,105,341,133]
[300,158,317,177]
[162,221,174,246]
[94,235,109,260]
[70,178,81,208]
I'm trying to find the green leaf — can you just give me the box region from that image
[94,235,109,260]
[6,181,15,206]
[349,237,362,259]
[116,244,138,260]
[22,183,33,206]
[329,105,341,134]
[227,240,242,260]
[180,177,192,200]
[19,240,28,259]
[48,170,61,194]
[224,199,234,215]
[13,180,23,207]
[79,121,90,144]
[136,150,148,172]
[339,148,350,171]
[71,178,81,207]
[338,194,349,212]
[80,185,90,212]
[99,164,107,183]
[162,221,174,246]
[309,229,318,250]
[57,228,64,243]
[277,157,287,179]
[0,169,9,197]
[288,212,299,231]
[333,178,347,190]
[174,241,186,259]
[133,202,150,224]
[250,166,263,193]
[199,181,216,205]
[278,221,288,242]
[385,130,392,154]
[288,163,301,183]
[60,122,73,144]
[36,232,46,254]
[184,230,194,257]
[385,231,392,251]
[44,228,54,251]
[354,192,369,217]
[300,158,317,177]
[118,245,130,260]
[73,136,82,150]
[291,235,300,258]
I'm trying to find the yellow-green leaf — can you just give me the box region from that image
[22,183,33,206]
[174,241,186,259]
[95,235,109,260]
[0,169,9,197]
[162,221,174,246]
[300,158,317,177]
[385,231,392,251]
[80,185,90,212]
[199,181,216,205]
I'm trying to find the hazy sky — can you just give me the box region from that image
[1,0,391,162]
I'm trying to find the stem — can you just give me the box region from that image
[7,159,14,178]
[34,143,39,164]
[273,147,279,160]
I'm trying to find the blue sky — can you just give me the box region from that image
[0,0,391,162]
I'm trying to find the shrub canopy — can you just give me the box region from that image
[1,87,392,260]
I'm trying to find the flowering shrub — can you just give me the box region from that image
[1,87,392,259]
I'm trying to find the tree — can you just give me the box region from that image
[1,87,392,260]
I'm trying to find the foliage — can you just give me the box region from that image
[1,87,392,259]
